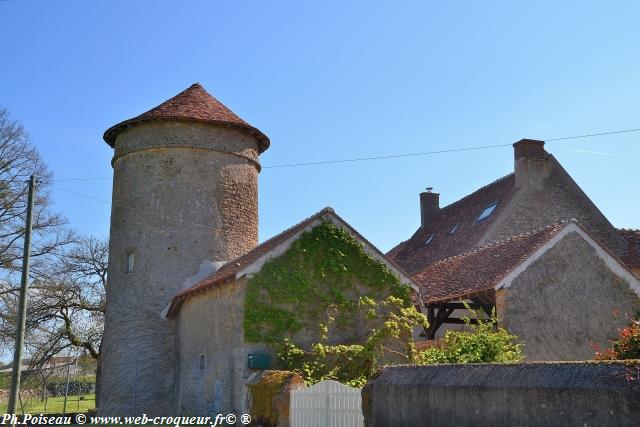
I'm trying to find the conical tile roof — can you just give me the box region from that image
[103,83,269,152]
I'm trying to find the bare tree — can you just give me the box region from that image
[0,107,74,275]
[0,108,106,406]
[20,236,107,366]
[0,236,107,405]
[0,107,76,360]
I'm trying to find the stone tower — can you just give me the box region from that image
[99,83,269,415]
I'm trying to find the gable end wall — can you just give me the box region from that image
[483,156,627,257]
[497,231,640,361]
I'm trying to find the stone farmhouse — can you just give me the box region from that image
[98,83,640,416]
[164,207,417,415]
[388,139,640,359]
[0,356,81,376]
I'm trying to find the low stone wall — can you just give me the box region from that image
[362,361,640,427]
[247,370,306,427]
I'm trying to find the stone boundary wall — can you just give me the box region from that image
[362,361,640,427]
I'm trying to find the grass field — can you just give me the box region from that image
[0,393,95,414]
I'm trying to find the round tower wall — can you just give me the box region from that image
[99,121,259,416]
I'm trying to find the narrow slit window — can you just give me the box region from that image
[200,355,205,370]
[125,250,135,274]
[449,223,460,234]
[476,202,498,222]
[424,234,435,246]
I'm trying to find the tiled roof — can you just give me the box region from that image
[619,228,640,269]
[387,174,517,273]
[103,83,270,151]
[166,207,414,317]
[412,222,568,304]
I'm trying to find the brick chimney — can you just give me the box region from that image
[513,139,550,189]
[514,139,546,160]
[420,188,439,228]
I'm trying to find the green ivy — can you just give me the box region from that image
[243,221,426,385]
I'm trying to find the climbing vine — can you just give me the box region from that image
[244,221,427,386]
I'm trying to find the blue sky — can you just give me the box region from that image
[1,0,639,252]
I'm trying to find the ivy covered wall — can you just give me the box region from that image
[243,221,425,385]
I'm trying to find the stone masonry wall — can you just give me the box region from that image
[177,277,270,416]
[99,121,260,416]
[498,231,640,361]
[362,362,640,427]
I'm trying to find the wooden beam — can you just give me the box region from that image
[424,304,455,340]
[441,317,482,325]
[425,306,436,340]
[442,302,481,311]
[470,297,494,318]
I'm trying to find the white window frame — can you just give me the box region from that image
[125,249,135,274]
[476,202,498,223]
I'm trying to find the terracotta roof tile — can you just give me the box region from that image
[388,174,517,273]
[166,207,413,317]
[103,83,269,151]
[412,222,568,304]
[619,228,640,269]
[166,208,332,317]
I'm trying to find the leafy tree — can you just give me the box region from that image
[416,308,523,364]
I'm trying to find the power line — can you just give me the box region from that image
[57,187,110,204]
[54,125,640,232]
[545,128,640,141]
[263,127,640,169]
[51,126,640,180]
[262,143,513,169]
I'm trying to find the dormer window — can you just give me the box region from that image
[449,223,460,234]
[476,202,498,223]
[424,234,435,246]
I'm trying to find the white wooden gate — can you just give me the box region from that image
[290,380,364,427]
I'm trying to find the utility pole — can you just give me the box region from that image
[7,175,36,416]
[63,362,71,414]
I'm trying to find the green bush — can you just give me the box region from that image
[44,375,96,396]
[0,372,10,390]
[416,308,523,364]
[595,316,640,360]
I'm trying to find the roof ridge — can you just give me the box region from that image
[219,206,335,270]
[438,173,514,213]
[416,221,568,272]
[481,220,569,246]
[165,207,336,316]
[166,206,417,317]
